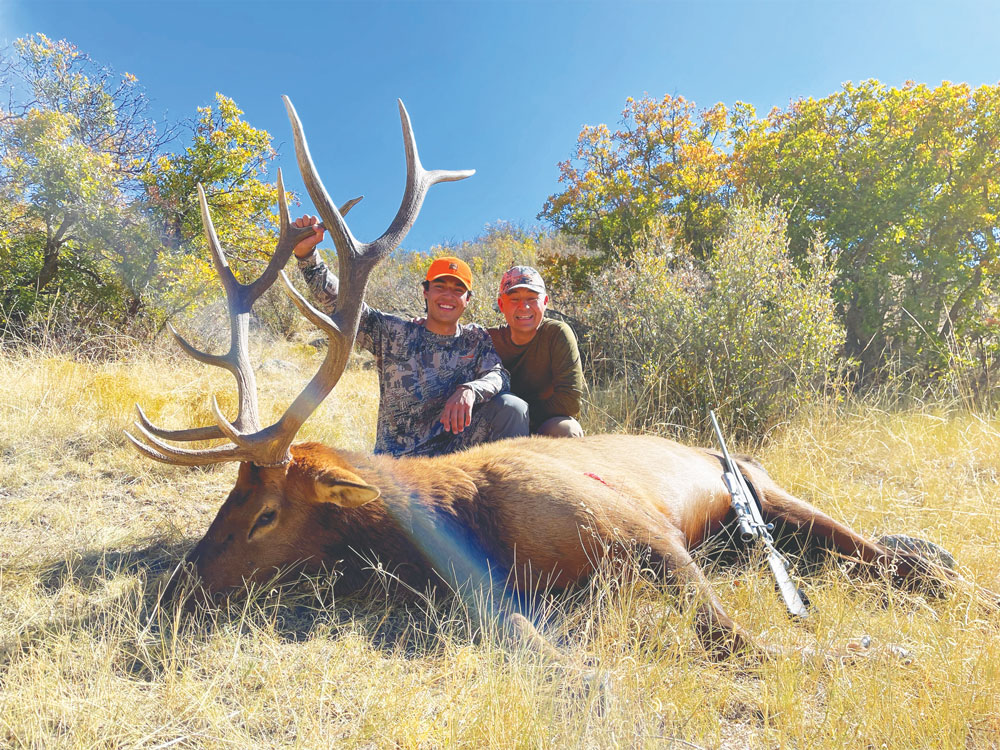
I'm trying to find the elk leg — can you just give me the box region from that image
[756,482,966,594]
[600,521,769,659]
[660,535,771,658]
[639,520,897,664]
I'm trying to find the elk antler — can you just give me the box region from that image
[126,97,474,467]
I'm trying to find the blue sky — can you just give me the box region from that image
[3,1,1000,252]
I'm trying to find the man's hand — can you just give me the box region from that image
[292,215,325,259]
[440,386,475,433]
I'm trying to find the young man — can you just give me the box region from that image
[489,266,585,437]
[292,216,528,457]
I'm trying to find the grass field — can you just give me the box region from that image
[1,341,999,749]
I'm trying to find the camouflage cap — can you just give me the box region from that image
[499,265,546,296]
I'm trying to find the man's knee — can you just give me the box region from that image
[535,416,584,438]
[477,393,529,440]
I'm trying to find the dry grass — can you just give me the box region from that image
[1,341,999,749]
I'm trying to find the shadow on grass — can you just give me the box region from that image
[33,537,192,594]
[1,537,495,677]
[11,522,952,682]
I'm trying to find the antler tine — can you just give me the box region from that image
[247,169,314,304]
[282,96,360,263]
[168,323,236,373]
[369,99,475,262]
[338,196,364,215]
[207,395,252,449]
[135,404,225,442]
[125,423,249,467]
[247,167,294,304]
[197,184,239,296]
[279,270,341,336]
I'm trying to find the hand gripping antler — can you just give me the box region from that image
[126,97,474,467]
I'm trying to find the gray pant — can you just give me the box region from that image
[535,416,585,438]
[431,393,529,456]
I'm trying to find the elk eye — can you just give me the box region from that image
[249,509,277,539]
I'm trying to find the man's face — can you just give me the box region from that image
[498,287,548,337]
[424,276,470,327]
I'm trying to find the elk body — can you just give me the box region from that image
[185,434,956,657]
[129,97,983,661]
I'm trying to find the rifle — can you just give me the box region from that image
[709,410,810,619]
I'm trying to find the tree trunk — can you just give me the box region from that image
[33,214,76,293]
[842,293,887,386]
[35,246,60,291]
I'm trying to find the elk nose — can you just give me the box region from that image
[158,557,200,608]
[158,539,212,608]
[184,538,207,567]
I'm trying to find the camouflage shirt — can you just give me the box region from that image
[298,253,509,457]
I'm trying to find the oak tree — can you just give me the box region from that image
[731,80,1000,380]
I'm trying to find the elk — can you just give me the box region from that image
[127,97,985,662]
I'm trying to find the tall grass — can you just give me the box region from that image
[1,342,999,748]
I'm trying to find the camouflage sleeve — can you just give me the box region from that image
[296,252,382,353]
[459,327,509,404]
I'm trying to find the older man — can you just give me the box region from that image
[292,216,528,457]
[489,266,585,437]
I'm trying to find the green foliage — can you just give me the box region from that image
[543,83,1000,392]
[731,80,1000,384]
[540,95,730,264]
[0,35,285,342]
[0,35,160,328]
[143,93,277,258]
[141,93,282,325]
[570,203,842,440]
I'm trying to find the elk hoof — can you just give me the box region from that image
[841,635,913,665]
[882,642,914,664]
[581,669,613,714]
[878,533,956,570]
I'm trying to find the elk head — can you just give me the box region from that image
[126,97,473,595]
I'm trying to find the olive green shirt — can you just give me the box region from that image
[488,318,584,431]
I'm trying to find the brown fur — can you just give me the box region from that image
[182,433,981,659]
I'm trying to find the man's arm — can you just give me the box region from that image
[293,215,337,313]
[439,330,510,434]
[462,332,509,403]
[538,322,584,418]
[297,252,340,315]
[293,215,382,351]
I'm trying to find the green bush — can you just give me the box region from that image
[570,202,843,442]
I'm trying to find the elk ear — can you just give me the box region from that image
[313,473,381,508]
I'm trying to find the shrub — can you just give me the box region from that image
[571,202,843,442]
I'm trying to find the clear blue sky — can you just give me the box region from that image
[3,0,999,252]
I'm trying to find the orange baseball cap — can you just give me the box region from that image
[425,256,473,290]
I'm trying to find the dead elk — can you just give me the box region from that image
[127,97,989,662]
